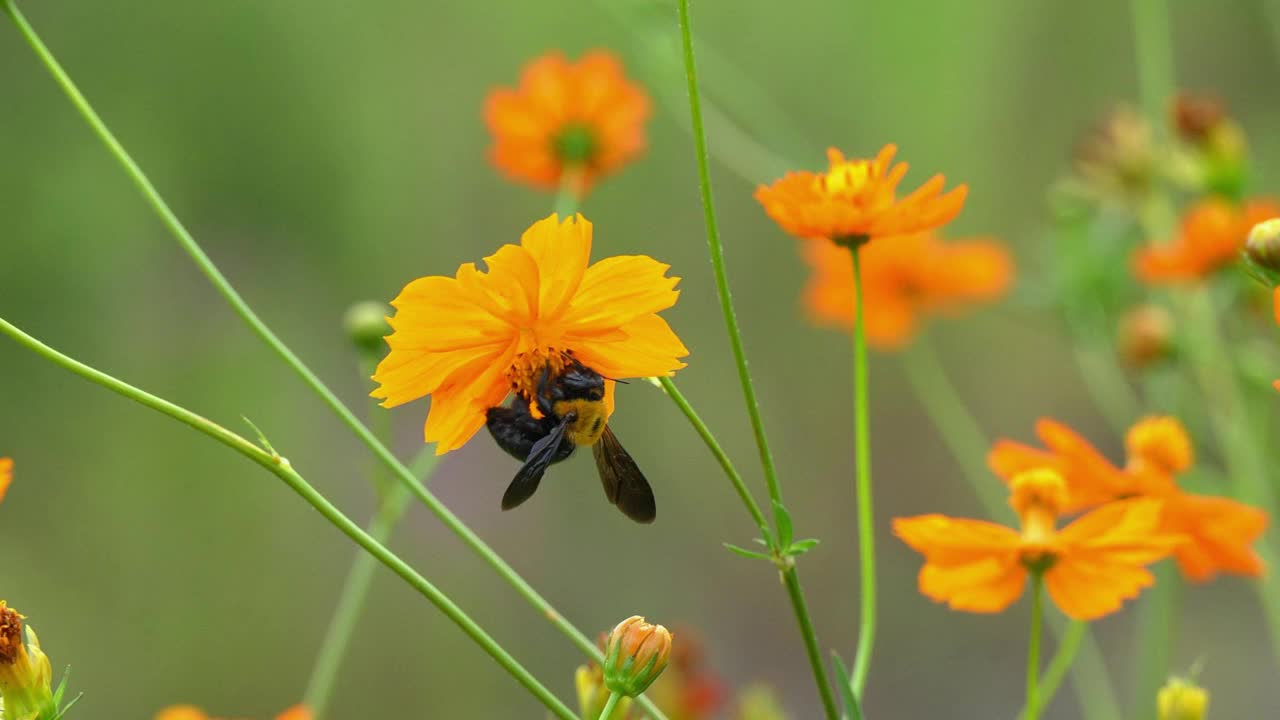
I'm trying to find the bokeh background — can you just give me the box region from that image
[3,1,1280,717]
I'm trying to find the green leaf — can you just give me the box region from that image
[787,538,820,556]
[773,501,794,548]
[722,542,772,562]
[831,652,865,720]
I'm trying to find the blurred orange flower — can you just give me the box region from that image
[800,232,1012,347]
[372,214,688,453]
[0,457,11,504]
[894,469,1181,620]
[1133,197,1280,283]
[990,416,1268,581]
[755,145,967,243]
[155,705,309,720]
[484,50,650,196]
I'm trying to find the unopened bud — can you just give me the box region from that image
[0,457,11,505]
[1158,677,1208,720]
[1171,93,1225,146]
[603,616,672,698]
[0,603,54,720]
[1118,305,1175,369]
[1245,218,1280,280]
[343,301,392,354]
[575,664,632,720]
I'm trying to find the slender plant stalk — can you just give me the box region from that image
[554,168,583,218]
[1025,576,1044,720]
[0,6,669,716]
[0,315,577,720]
[847,246,876,697]
[1132,564,1178,720]
[902,333,1122,720]
[674,2,838,718]
[598,692,621,720]
[1018,620,1088,720]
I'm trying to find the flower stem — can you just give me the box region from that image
[0,315,578,720]
[1131,564,1178,720]
[598,692,621,720]
[847,246,876,697]
[555,167,583,218]
[1025,576,1045,720]
[657,377,770,537]
[1018,620,1088,720]
[0,7,667,716]
[675,3,838,718]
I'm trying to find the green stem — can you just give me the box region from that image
[675,4,838,718]
[1018,620,1088,720]
[554,167,583,218]
[597,692,621,720]
[657,377,770,537]
[1132,564,1179,720]
[1025,576,1044,720]
[847,246,876,697]
[0,315,576,720]
[0,7,666,715]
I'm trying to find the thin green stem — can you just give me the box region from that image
[1025,576,1044,720]
[0,315,576,720]
[657,377,770,537]
[0,7,666,715]
[598,692,621,720]
[848,246,876,697]
[1018,620,1088,720]
[1132,564,1179,720]
[675,0,785,521]
[780,567,839,719]
[554,167,583,218]
[675,4,837,718]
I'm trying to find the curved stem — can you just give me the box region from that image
[674,4,837,718]
[597,691,621,720]
[0,315,576,720]
[1025,576,1045,720]
[1017,620,1087,720]
[848,246,876,697]
[0,7,666,716]
[657,377,770,537]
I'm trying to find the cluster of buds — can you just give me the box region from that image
[0,603,53,720]
[1170,92,1248,200]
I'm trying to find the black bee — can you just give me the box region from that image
[485,358,656,523]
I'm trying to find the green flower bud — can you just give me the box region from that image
[343,301,392,354]
[1245,218,1280,283]
[603,616,672,698]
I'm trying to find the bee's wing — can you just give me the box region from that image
[502,415,570,511]
[593,426,656,524]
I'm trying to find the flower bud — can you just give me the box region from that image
[1117,304,1175,369]
[0,457,12,505]
[1171,93,1225,146]
[0,603,54,720]
[1245,218,1280,282]
[575,664,632,720]
[603,616,672,698]
[1158,677,1208,720]
[343,301,392,354]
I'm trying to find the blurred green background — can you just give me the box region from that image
[3,1,1279,717]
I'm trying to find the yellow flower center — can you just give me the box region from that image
[505,347,573,403]
[1009,469,1068,568]
[819,159,874,199]
[1125,417,1192,475]
[0,603,23,667]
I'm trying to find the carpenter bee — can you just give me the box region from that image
[485,358,656,523]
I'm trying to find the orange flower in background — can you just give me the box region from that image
[0,457,11,504]
[894,469,1181,620]
[485,50,650,196]
[991,416,1269,581]
[372,214,688,453]
[801,232,1012,347]
[755,144,968,243]
[1133,197,1280,283]
[155,705,310,720]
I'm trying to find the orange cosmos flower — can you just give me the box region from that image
[991,416,1268,581]
[156,705,310,720]
[894,469,1181,620]
[1133,197,1280,283]
[484,50,650,196]
[755,144,968,243]
[372,213,688,454]
[800,231,1012,347]
[0,457,11,504]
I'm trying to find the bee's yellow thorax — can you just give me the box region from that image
[554,399,608,446]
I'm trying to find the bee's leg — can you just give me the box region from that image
[533,363,556,418]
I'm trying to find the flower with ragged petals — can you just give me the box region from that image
[372,214,688,453]
[990,416,1268,582]
[755,145,968,244]
[894,469,1182,620]
[0,457,11,505]
[1133,197,1280,283]
[485,51,650,196]
[155,704,310,720]
[800,231,1012,347]
[0,602,53,720]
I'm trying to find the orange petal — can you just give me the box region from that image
[155,707,210,720]
[422,343,520,454]
[919,557,1027,613]
[563,254,681,331]
[571,313,689,380]
[0,457,11,505]
[1164,492,1268,581]
[1045,556,1157,620]
[893,515,1021,564]
[275,706,313,720]
[521,214,592,320]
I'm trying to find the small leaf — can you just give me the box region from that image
[722,542,772,562]
[831,652,865,720]
[773,501,794,548]
[787,538,821,556]
[752,537,769,547]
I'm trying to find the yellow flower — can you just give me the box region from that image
[1158,677,1208,720]
[0,602,53,720]
[372,214,688,453]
